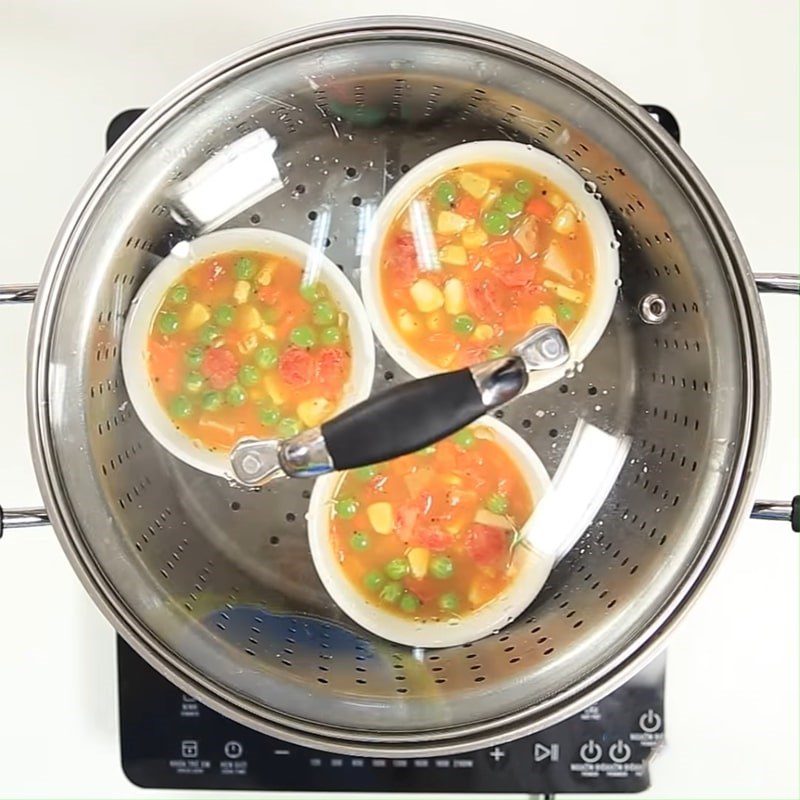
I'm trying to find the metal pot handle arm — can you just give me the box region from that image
[0,284,50,535]
[750,272,800,530]
[230,326,570,486]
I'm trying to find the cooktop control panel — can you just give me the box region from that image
[118,638,665,793]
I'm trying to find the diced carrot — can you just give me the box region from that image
[525,197,553,221]
[487,238,519,265]
[148,341,182,393]
[455,195,481,219]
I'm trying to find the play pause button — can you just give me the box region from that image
[533,742,560,763]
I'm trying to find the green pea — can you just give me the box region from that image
[452,314,476,336]
[300,282,327,303]
[482,210,510,236]
[262,306,281,323]
[430,555,454,580]
[355,464,378,482]
[185,346,204,368]
[452,428,475,449]
[238,364,260,387]
[496,193,524,218]
[379,581,403,604]
[169,284,189,304]
[321,326,342,345]
[486,492,509,515]
[312,300,336,326]
[399,592,421,614]
[438,592,460,612]
[290,325,317,349]
[185,371,204,393]
[259,407,280,426]
[334,497,359,519]
[278,417,301,438]
[350,531,369,550]
[235,257,255,280]
[434,180,457,208]
[214,304,235,327]
[557,303,574,321]
[514,178,533,198]
[227,384,247,407]
[254,345,278,370]
[199,324,221,345]
[487,344,506,359]
[385,557,409,580]
[364,570,385,591]
[169,395,192,419]
[158,312,180,335]
[201,391,223,411]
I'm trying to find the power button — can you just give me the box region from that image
[638,708,662,733]
[579,739,603,763]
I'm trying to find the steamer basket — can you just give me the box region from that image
[5,17,794,756]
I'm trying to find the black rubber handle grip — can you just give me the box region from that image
[322,369,490,470]
[792,495,800,533]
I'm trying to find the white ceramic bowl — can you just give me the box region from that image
[122,228,375,477]
[308,416,554,648]
[360,140,619,390]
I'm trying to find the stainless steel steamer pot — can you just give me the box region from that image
[1,17,797,756]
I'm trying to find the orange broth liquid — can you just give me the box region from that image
[380,162,595,369]
[147,250,351,451]
[329,425,534,620]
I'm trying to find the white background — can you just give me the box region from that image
[0,1,797,798]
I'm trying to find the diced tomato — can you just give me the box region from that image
[455,195,480,218]
[204,261,226,286]
[385,232,419,287]
[394,503,419,544]
[404,577,438,603]
[496,260,536,287]
[278,346,315,386]
[487,238,519,265]
[525,197,553,222]
[200,347,238,390]
[465,523,508,566]
[257,285,280,304]
[466,275,505,320]
[316,346,348,387]
[413,525,452,552]
[149,341,182,392]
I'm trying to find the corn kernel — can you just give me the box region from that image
[531,305,557,326]
[397,308,423,335]
[462,225,488,250]
[367,502,394,534]
[439,245,467,266]
[457,171,491,199]
[443,278,466,315]
[407,547,430,579]
[232,280,251,304]
[297,397,333,427]
[472,323,494,341]
[436,211,468,236]
[184,303,210,331]
[410,279,445,313]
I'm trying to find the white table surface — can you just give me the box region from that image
[0,1,797,798]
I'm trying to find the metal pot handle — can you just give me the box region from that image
[0,274,797,532]
[752,272,800,530]
[0,284,50,534]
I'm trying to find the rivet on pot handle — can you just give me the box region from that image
[230,325,570,487]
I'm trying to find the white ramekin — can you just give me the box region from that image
[307,416,554,648]
[360,140,619,390]
[122,228,375,477]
